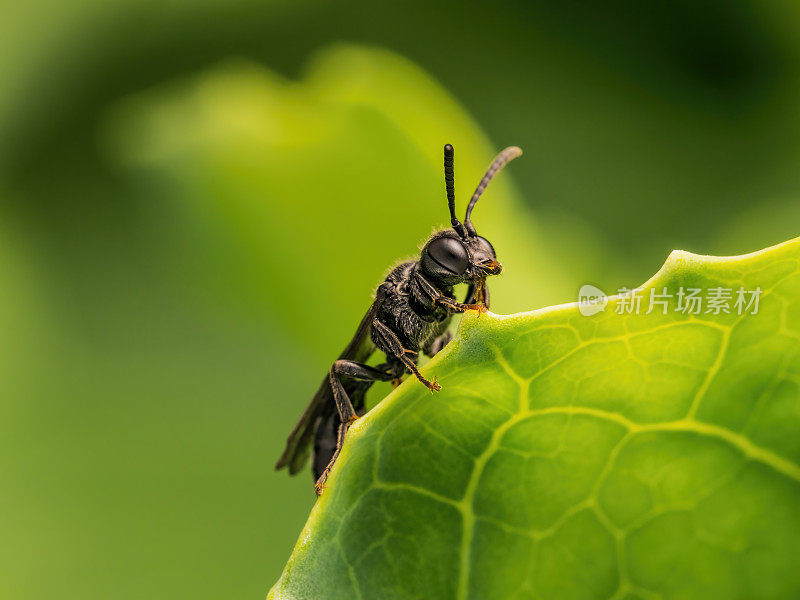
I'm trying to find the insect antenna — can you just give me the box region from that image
[464,146,523,235]
[444,144,467,238]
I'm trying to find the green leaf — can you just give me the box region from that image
[269,238,800,600]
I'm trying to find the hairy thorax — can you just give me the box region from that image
[372,262,452,354]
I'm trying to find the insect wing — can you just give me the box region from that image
[274,285,387,474]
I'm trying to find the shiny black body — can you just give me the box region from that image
[275,144,522,494]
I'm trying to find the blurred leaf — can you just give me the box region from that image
[103,45,584,354]
[270,237,800,600]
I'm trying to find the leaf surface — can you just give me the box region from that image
[270,238,800,600]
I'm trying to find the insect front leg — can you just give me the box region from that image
[436,295,486,313]
[465,280,490,309]
[416,271,486,313]
[372,319,441,392]
[314,360,394,495]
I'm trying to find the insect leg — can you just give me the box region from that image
[314,420,349,496]
[372,319,441,392]
[436,295,486,313]
[426,330,453,357]
[416,271,486,313]
[333,360,396,383]
[314,360,394,495]
[464,281,491,309]
[374,359,405,388]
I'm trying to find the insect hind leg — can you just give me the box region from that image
[426,330,453,357]
[314,360,394,495]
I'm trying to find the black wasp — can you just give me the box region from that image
[276,144,522,494]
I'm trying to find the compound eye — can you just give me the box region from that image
[428,237,469,275]
[475,236,496,258]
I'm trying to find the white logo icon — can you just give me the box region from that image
[578,284,608,316]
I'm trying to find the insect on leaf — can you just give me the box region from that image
[269,237,800,600]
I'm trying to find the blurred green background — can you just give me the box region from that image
[2,1,800,598]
